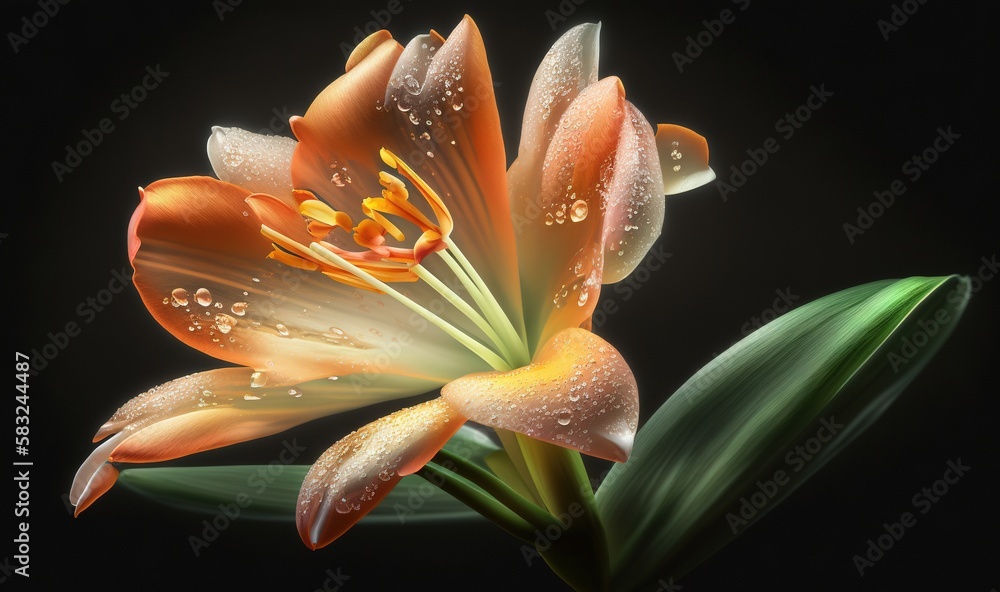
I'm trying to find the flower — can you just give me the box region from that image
[70,16,714,551]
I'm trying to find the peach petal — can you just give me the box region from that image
[441,328,638,462]
[512,77,627,350]
[207,127,297,206]
[132,177,488,384]
[656,123,716,195]
[600,103,666,284]
[296,398,465,549]
[70,432,127,515]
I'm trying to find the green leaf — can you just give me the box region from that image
[595,275,971,590]
[117,424,498,523]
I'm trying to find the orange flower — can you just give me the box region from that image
[70,17,714,550]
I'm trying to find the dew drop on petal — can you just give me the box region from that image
[171,288,189,307]
[243,394,262,401]
[275,323,290,336]
[215,314,237,334]
[250,371,268,388]
[555,210,566,224]
[557,410,573,426]
[335,498,352,514]
[544,213,554,226]
[570,200,589,222]
[231,302,248,316]
[288,388,302,398]
[577,290,589,307]
[194,288,213,306]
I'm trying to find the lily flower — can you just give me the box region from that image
[70,16,714,555]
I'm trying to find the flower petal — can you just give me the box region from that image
[656,123,715,195]
[441,328,638,462]
[291,18,525,343]
[600,103,666,284]
[512,22,601,165]
[511,77,628,350]
[131,176,488,385]
[71,367,445,512]
[70,432,126,516]
[296,397,465,549]
[207,126,297,205]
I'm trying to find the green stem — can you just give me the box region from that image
[433,448,555,531]
[416,462,536,545]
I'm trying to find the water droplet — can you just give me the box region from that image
[673,164,681,172]
[402,74,421,95]
[288,388,302,398]
[451,100,463,111]
[242,210,249,217]
[231,302,248,316]
[419,131,430,140]
[171,288,190,307]
[396,94,412,112]
[378,469,393,481]
[408,111,421,125]
[215,314,237,334]
[331,172,346,186]
[275,323,290,336]
[426,151,434,158]
[194,288,213,307]
[557,410,573,426]
[162,297,170,305]
[570,200,589,222]
[554,210,566,224]
[250,371,268,388]
[243,394,261,401]
[335,498,353,514]
[569,392,581,402]
[670,149,682,161]
[544,213,554,226]
[251,277,261,283]
[577,290,589,307]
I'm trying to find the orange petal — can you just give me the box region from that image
[656,123,715,195]
[291,17,525,347]
[441,328,638,462]
[511,77,628,351]
[131,177,487,384]
[296,398,465,549]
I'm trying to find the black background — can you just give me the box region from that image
[4,0,998,590]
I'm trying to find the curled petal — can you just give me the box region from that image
[514,22,601,160]
[72,367,447,512]
[296,398,466,549]
[600,103,666,284]
[70,432,126,516]
[441,328,638,462]
[207,127,298,206]
[512,77,627,350]
[656,124,715,195]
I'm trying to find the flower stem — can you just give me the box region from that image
[432,448,555,531]
[415,462,536,546]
